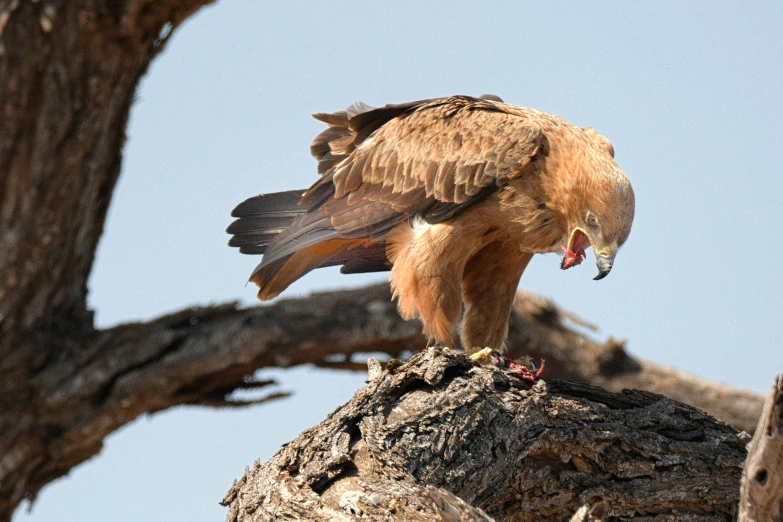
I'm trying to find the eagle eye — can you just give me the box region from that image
[585,211,599,228]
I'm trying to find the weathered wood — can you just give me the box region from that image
[739,374,783,522]
[569,503,608,522]
[0,281,763,521]
[507,292,763,434]
[0,0,213,346]
[0,0,216,518]
[223,347,746,521]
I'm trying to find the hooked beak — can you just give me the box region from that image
[592,242,618,280]
[562,227,617,280]
[593,253,614,280]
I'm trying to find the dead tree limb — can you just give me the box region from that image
[506,293,763,434]
[302,286,764,435]
[223,347,746,521]
[0,281,764,520]
[739,374,783,521]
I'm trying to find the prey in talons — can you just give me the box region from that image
[469,347,546,383]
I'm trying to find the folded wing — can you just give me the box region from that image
[240,96,545,299]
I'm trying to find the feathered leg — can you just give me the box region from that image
[461,244,532,353]
[388,222,473,348]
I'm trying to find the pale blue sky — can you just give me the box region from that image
[18,1,783,520]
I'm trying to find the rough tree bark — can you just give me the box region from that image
[223,347,747,521]
[0,1,766,521]
[739,375,783,521]
[0,279,762,520]
[0,0,217,518]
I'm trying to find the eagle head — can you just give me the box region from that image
[560,167,635,280]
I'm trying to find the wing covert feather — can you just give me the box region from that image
[302,96,544,241]
[331,97,543,212]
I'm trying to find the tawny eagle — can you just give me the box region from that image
[228,95,635,354]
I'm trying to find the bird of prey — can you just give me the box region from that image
[228,95,634,357]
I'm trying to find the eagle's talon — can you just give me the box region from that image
[468,347,496,364]
[468,348,544,382]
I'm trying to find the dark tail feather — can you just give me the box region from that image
[245,212,389,299]
[231,189,305,218]
[229,188,344,299]
[227,190,306,256]
[228,232,280,255]
[229,183,395,299]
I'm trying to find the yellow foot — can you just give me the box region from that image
[468,347,495,364]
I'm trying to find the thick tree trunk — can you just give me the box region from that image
[223,347,746,521]
[0,0,215,518]
[0,0,213,344]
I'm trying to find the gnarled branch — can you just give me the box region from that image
[223,347,746,521]
[1,282,762,520]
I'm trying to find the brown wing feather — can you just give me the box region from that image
[250,96,544,299]
[309,96,544,233]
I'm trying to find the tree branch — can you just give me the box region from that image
[739,374,783,521]
[1,284,764,520]
[505,292,763,434]
[222,347,746,521]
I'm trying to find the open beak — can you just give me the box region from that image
[561,228,589,270]
[562,228,617,280]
